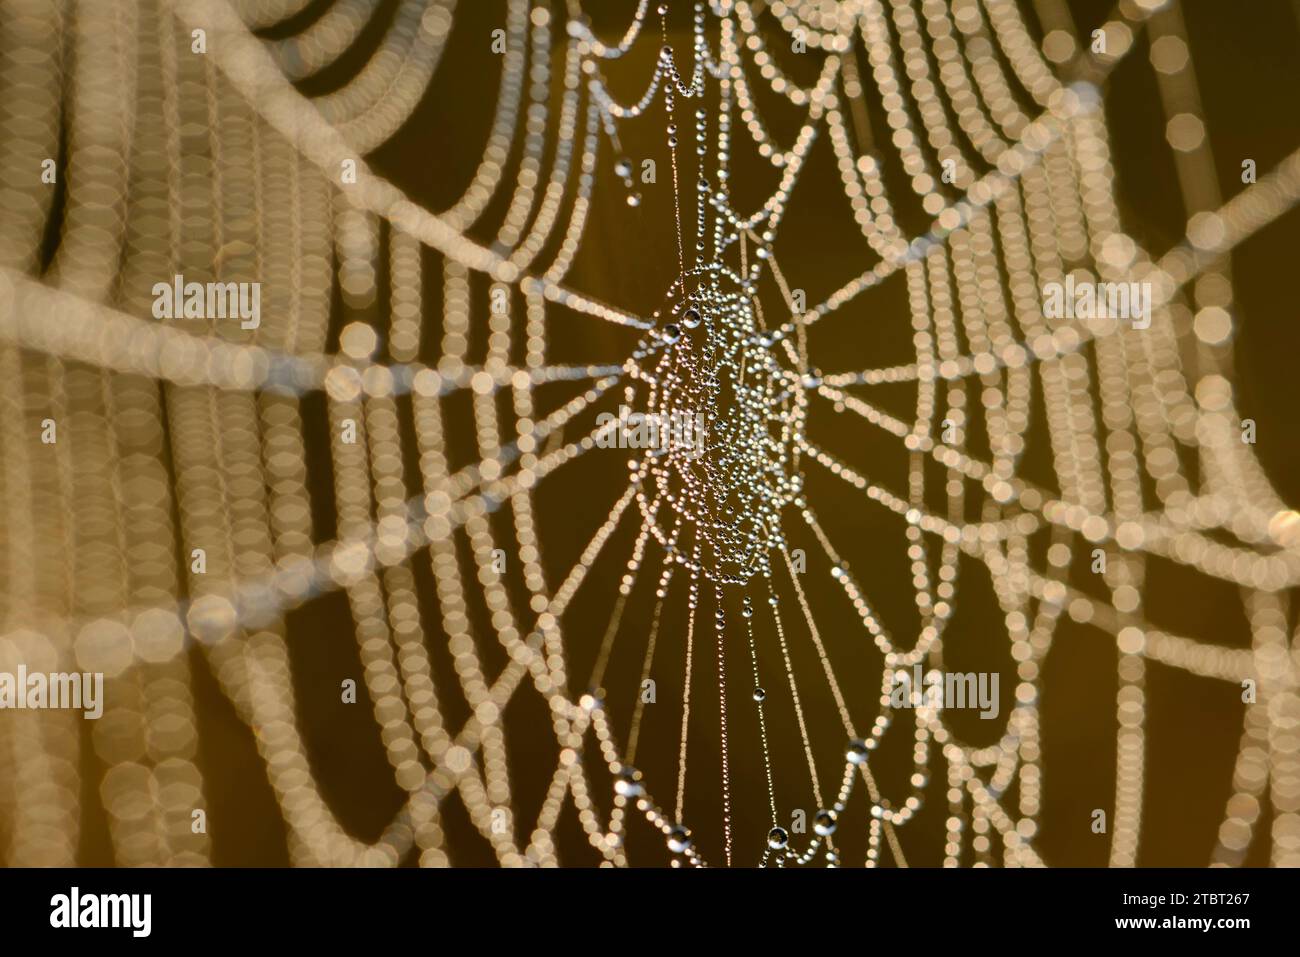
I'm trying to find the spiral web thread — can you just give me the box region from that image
[1,0,1299,867]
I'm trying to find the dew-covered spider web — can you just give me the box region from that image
[1,0,1300,867]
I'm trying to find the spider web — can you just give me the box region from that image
[1,0,1299,867]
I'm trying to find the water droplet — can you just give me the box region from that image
[767,826,789,849]
[667,825,691,853]
[663,323,681,342]
[682,307,702,328]
[846,739,869,765]
[813,809,838,836]
[752,687,766,702]
[626,193,641,208]
[615,768,644,797]
[615,160,632,179]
